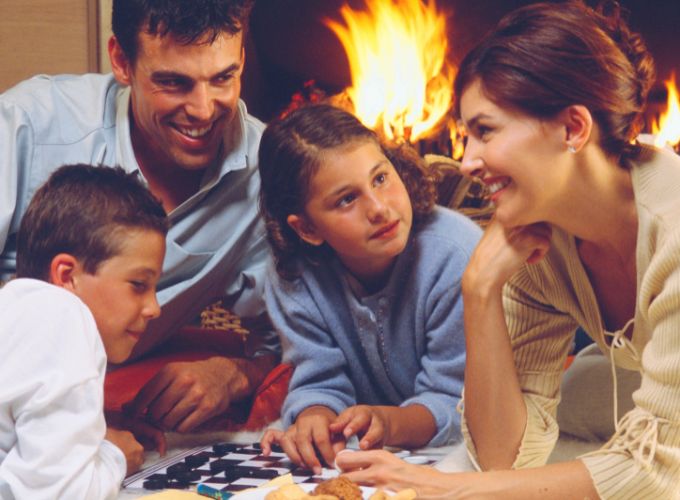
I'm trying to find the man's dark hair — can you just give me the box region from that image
[16,164,168,281]
[112,0,254,63]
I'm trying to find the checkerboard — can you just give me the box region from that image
[123,442,436,493]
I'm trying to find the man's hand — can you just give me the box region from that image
[105,427,145,476]
[126,355,276,433]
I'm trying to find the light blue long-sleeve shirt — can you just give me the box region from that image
[0,73,277,358]
[265,206,482,446]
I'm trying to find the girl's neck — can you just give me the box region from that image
[341,256,398,296]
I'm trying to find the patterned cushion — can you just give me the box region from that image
[104,326,291,432]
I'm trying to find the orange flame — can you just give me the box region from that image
[652,73,680,149]
[325,0,454,143]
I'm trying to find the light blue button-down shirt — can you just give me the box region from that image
[0,73,278,358]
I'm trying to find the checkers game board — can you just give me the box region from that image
[123,442,436,494]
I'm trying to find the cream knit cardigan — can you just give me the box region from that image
[461,144,680,499]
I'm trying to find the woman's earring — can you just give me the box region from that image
[567,145,576,153]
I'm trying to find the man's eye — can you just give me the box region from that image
[214,74,233,84]
[158,79,187,89]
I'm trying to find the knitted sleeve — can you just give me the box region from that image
[460,263,578,469]
[264,273,356,426]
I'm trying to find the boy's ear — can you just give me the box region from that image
[108,35,133,86]
[560,104,593,153]
[287,214,324,246]
[49,253,80,291]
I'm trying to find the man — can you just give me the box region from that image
[0,0,278,433]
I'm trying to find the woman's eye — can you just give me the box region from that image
[477,125,492,140]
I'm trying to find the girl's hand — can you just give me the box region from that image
[463,219,552,294]
[336,450,450,497]
[260,427,285,456]
[260,406,345,474]
[330,405,390,450]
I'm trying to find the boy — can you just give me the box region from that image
[0,164,168,499]
[1,0,279,434]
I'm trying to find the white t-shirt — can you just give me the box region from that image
[0,279,125,500]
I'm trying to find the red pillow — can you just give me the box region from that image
[104,327,292,432]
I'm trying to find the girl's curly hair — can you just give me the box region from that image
[258,103,436,280]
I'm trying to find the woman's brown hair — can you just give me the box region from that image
[454,1,655,163]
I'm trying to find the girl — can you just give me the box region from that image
[337,2,680,498]
[257,104,481,473]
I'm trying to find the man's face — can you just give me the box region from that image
[112,30,245,173]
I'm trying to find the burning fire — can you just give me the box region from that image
[652,73,680,150]
[325,0,454,143]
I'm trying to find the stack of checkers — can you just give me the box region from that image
[123,442,436,493]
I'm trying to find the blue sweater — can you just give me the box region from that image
[265,206,482,446]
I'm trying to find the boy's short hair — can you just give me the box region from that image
[16,164,168,281]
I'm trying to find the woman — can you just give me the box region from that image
[337,1,680,498]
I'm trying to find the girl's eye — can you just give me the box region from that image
[374,172,387,186]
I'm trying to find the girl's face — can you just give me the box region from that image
[458,80,571,228]
[289,140,413,282]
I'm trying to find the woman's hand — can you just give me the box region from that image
[336,450,454,497]
[460,219,551,470]
[259,405,345,474]
[463,219,552,295]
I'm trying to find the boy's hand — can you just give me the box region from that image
[330,405,390,450]
[105,427,145,476]
[106,410,167,456]
[260,406,345,474]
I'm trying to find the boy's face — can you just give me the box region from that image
[72,228,165,364]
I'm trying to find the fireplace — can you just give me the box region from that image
[244,0,680,147]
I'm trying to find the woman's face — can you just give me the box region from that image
[459,80,570,228]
